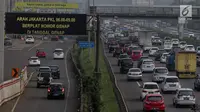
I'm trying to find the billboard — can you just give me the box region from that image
[5,13,87,35]
[15,2,79,9]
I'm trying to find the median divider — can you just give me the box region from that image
[0,66,28,106]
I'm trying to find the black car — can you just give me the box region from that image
[47,83,65,99]
[154,49,166,61]
[51,36,59,41]
[109,43,119,53]
[49,65,60,79]
[37,72,52,88]
[120,58,133,74]
[137,56,149,68]
[118,54,129,66]
[113,48,122,57]
[4,38,12,46]
[194,75,200,91]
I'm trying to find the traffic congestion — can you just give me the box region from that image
[101,18,200,112]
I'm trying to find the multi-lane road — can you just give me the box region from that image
[0,39,79,112]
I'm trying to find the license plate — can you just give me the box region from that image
[149,92,153,94]
[170,84,176,87]
[146,66,150,68]
[152,108,158,110]
[184,97,189,100]
[53,94,59,96]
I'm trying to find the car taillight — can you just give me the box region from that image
[62,88,65,92]
[145,101,150,105]
[48,88,51,92]
[143,90,147,92]
[155,90,160,92]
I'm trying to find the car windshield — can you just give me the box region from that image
[163,54,168,57]
[130,47,141,51]
[179,90,194,96]
[180,42,186,45]
[166,78,179,82]
[173,40,178,42]
[133,51,140,55]
[147,96,162,101]
[40,73,50,77]
[39,68,51,72]
[124,44,130,47]
[187,46,194,49]
[197,47,200,50]
[54,49,63,52]
[143,61,153,64]
[49,66,58,70]
[155,69,168,73]
[140,57,148,60]
[158,50,165,53]
[144,84,158,89]
[151,48,158,50]
[129,69,140,72]
[50,84,62,90]
[27,36,33,39]
[37,49,44,52]
[164,43,171,45]
[30,57,38,60]
[119,55,128,58]
[123,59,132,63]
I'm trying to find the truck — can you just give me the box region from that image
[166,47,181,71]
[175,51,197,78]
[138,30,153,51]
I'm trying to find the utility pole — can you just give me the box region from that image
[0,0,5,84]
[94,15,100,73]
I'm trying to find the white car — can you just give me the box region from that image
[140,59,155,72]
[53,48,64,59]
[184,45,195,51]
[149,47,159,56]
[25,35,35,44]
[161,76,181,93]
[160,53,169,63]
[179,41,187,49]
[28,56,40,66]
[164,42,172,50]
[172,39,179,45]
[173,88,196,107]
[140,82,160,100]
[127,68,142,80]
[196,46,200,54]
[152,67,168,82]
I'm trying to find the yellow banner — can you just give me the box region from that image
[15,2,79,9]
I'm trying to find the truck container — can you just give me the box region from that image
[138,30,153,51]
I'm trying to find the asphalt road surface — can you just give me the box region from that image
[4,39,43,81]
[0,39,79,112]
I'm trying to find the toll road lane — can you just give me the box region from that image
[104,46,200,112]
[12,40,79,112]
[4,40,43,81]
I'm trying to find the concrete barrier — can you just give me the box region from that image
[0,66,28,106]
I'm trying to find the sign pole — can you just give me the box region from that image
[0,0,5,84]
[94,15,100,73]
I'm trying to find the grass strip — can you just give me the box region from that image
[79,47,119,112]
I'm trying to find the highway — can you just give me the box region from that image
[0,39,79,112]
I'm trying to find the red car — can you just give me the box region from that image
[131,50,142,61]
[143,94,165,112]
[36,49,46,57]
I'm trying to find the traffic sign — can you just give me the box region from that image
[180,5,192,17]
[78,41,94,48]
[12,68,19,78]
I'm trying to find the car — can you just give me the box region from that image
[140,82,160,100]
[143,94,165,112]
[127,68,142,81]
[161,76,181,93]
[53,48,64,59]
[36,48,46,58]
[120,58,133,74]
[154,49,166,61]
[117,53,129,66]
[184,45,195,51]
[127,46,142,55]
[173,88,196,107]
[131,50,142,61]
[108,43,119,53]
[197,56,200,67]
[113,47,122,57]
[196,46,200,55]
[160,53,169,63]
[25,35,35,44]
[172,39,179,45]
[152,67,168,82]
[164,42,172,51]
[179,41,187,49]
[194,75,200,90]
[47,83,65,99]
[39,66,52,72]
[149,47,159,56]
[164,36,171,41]
[152,37,162,45]
[37,72,53,88]
[140,59,155,73]
[51,36,59,41]
[4,38,12,46]
[28,56,40,66]
[122,44,131,53]
[49,65,60,79]
[137,56,149,68]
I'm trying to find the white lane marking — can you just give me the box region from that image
[136,81,141,87]
[7,48,23,51]
[11,72,34,112]
[27,41,43,51]
[63,48,71,112]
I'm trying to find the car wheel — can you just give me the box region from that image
[58,75,60,79]
[37,83,40,88]
[161,89,165,94]
[47,96,51,99]
[117,63,120,66]
[62,95,65,99]
[140,96,143,101]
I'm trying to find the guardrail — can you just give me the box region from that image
[100,36,128,112]
[70,48,83,112]
[0,66,28,106]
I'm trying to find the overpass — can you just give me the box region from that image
[89,5,200,19]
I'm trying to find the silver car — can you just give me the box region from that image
[173,88,196,107]
[152,67,168,82]
[127,68,142,80]
[160,53,169,63]
[161,76,181,93]
[140,59,155,73]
